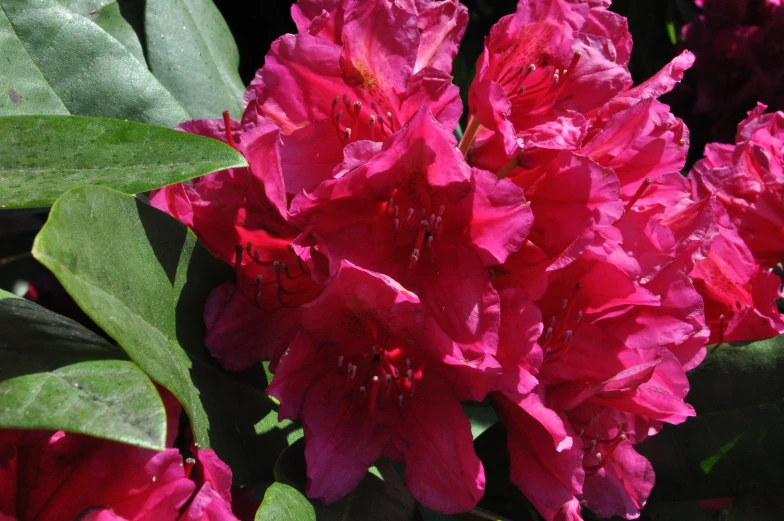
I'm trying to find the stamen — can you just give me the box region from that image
[337,355,344,367]
[234,245,243,273]
[368,375,380,415]
[222,111,237,150]
[624,178,653,212]
[496,155,520,179]
[458,116,481,157]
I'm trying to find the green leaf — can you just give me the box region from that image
[274,439,420,521]
[0,0,188,125]
[32,185,272,482]
[0,115,247,209]
[144,0,244,119]
[61,1,145,64]
[256,483,316,521]
[0,291,167,449]
[639,336,784,500]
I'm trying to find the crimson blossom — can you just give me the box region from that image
[148,0,769,519]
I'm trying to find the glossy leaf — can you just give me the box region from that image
[0,0,188,125]
[274,439,420,521]
[145,0,244,119]
[256,483,316,521]
[0,115,247,208]
[0,290,167,450]
[32,185,272,482]
[640,336,784,500]
[61,0,146,64]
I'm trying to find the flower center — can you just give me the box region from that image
[541,282,583,362]
[234,241,319,311]
[330,93,395,144]
[336,345,419,416]
[384,189,447,269]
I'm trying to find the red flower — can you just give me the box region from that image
[290,107,533,354]
[267,261,496,513]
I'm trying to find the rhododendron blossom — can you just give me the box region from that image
[267,261,496,513]
[291,107,533,352]
[687,103,784,343]
[143,0,780,519]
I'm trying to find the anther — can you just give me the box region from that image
[369,115,376,140]
[564,330,573,344]
[576,310,583,324]
[337,355,344,367]
[349,365,357,379]
[344,128,352,141]
[343,93,350,109]
[399,395,404,406]
[438,205,446,216]
[353,101,362,113]
[406,359,411,368]
[406,369,414,382]
[427,236,434,248]
[719,314,726,344]
[359,386,366,398]
[561,298,568,309]
[371,345,379,355]
[544,327,553,342]
[405,208,415,221]
[435,216,442,229]
[385,374,392,386]
[393,218,400,229]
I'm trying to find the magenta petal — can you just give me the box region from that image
[179,482,238,521]
[204,283,300,371]
[468,79,518,156]
[581,442,654,520]
[414,0,468,73]
[467,170,533,266]
[401,374,484,514]
[494,393,584,521]
[339,0,418,93]
[303,373,392,504]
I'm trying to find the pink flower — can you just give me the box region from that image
[290,0,468,74]
[151,118,322,371]
[489,196,715,519]
[690,211,784,343]
[465,0,634,156]
[267,261,496,513]
[690,103,784,267]
[290,107,533,354]
[244,0,463,194]
[0,431,240,521]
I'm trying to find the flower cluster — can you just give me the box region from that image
[0,391,246,521]
[683,0,784,142]
[688,103,784,343]
[147,1,783,520]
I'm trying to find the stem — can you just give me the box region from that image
[458,116,481,157]
[495,155,520,180]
